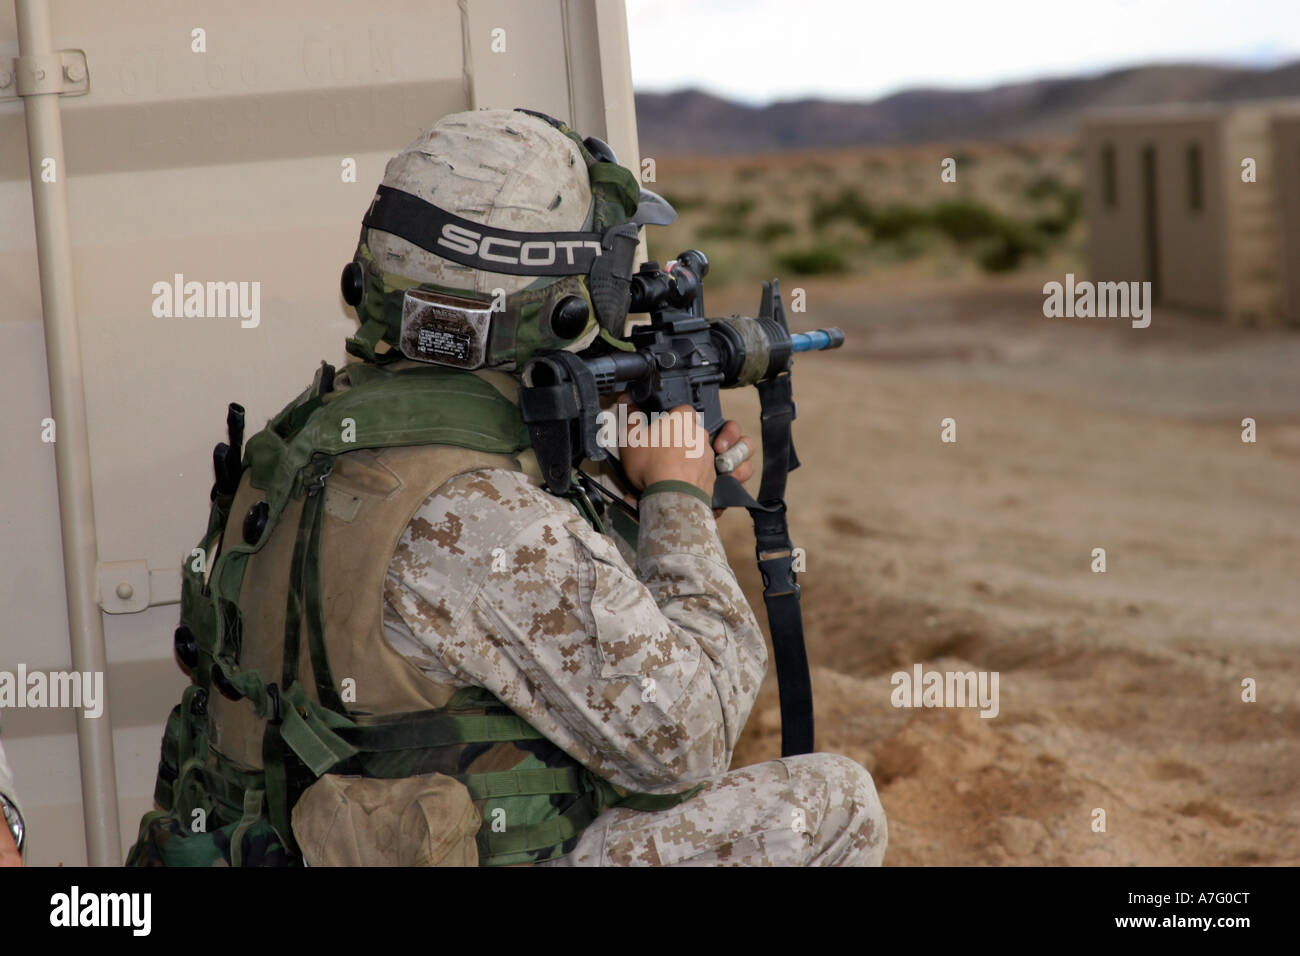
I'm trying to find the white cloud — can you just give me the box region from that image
[625,0,1300,104]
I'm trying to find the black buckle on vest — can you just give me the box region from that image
[266,683,282,725]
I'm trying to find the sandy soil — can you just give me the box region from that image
[708,274,1300,865]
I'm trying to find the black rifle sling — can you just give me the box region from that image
[749,372,814,757]
[708,374,813,756]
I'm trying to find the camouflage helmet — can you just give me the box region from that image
[342,108,675,370]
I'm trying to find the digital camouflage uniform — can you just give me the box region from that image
[130,108,887,868]
[383,462,888,866]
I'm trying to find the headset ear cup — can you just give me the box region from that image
[550,295,591,339]
[341,261,365,307]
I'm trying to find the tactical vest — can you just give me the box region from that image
[127,360,693,868]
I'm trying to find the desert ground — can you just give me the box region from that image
[701,273,1300,866]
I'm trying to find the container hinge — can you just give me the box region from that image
[0,49,90,99]
[98,561,182,614]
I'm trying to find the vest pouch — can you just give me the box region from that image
[126,810,292,867]
[291,772,481,866]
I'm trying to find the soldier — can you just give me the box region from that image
[129,108,886,867]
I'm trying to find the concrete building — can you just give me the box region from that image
[1083,100,1300,326]
[1271,107,1300,325]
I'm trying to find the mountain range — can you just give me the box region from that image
[634,61,1300,155]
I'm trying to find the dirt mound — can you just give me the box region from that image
[714,279,1300,865]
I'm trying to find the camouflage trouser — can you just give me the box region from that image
[537,753,887,867]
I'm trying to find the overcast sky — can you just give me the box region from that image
[625,0,1300,104]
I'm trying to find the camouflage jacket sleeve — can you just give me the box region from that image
[383,468,768,791]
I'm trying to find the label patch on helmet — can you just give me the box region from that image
[399,289,492,369]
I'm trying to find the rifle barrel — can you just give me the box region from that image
[790,328,845,352]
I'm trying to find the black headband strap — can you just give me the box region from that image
[363,185,608,277]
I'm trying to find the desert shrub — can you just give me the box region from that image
[871,204,930,241]
[886,229,936,262]
[774,242,850,275]
[1023,173,1066,201]
[697,218,748,240]
[810,187,874,231]
[717,196,756,220]
[695,196,756,240]
[930,199,1003,242]
[973,220,1047,273]
[755,218,795,243]
[1026,181,1083,236]
[659,192,710,213]
[1032,213,1071,237]
[975,236,1024,272]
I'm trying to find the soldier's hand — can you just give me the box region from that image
[0,822,21,867]
[711,420,755,519]
[712,420,755,485]
[617,397,716,497]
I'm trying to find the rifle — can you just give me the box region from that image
[518,249,844,757]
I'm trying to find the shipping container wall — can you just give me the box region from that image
[0,0,637,866]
